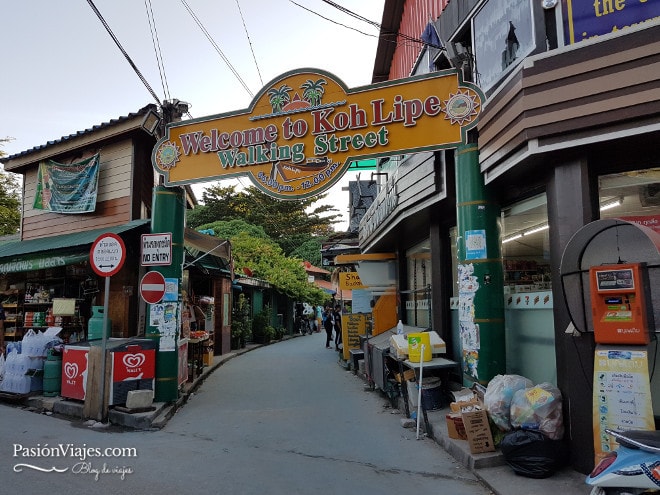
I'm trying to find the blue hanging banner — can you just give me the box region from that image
[34,153,100,213]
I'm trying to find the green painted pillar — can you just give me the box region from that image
[455,143,505,384]
[147,185,186,402]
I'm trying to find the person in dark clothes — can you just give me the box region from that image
[333,304,342,351]
[323,306,334,349]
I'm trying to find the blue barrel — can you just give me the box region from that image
[43,350,62,397]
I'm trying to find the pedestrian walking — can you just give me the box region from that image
[323,306,334,349]
[315,305,323,333]
[333,304,342,351]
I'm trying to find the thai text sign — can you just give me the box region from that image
[152,68,483,199]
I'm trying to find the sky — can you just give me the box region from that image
[0,0,387,230]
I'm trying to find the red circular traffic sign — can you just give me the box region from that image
[140,271,167,304]
[90,233,126,277]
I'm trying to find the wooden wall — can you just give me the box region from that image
[21,139,135,240]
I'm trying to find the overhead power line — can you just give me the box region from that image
[180,0,254,98]
[293,0,443,50]
[85,0,162,106]
[145,0,171,101]
[235,0,264,87]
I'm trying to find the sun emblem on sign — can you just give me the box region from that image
[442,89,481,125]
[155,141,181,170]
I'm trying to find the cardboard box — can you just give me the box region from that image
[462,408,495,454]
[450,397,481,413]
[446,413,467,440]
[394,369,416,383]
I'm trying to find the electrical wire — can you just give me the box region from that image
[235,0,263,87]
[292,0,443,50]
[145,0,171,101]
[180,0,254,98]
[288,0,378,38]
[85,0,162,106]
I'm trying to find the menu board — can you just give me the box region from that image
[342,313,367,361]
[592,346,655,464]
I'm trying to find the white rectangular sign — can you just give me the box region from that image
[141,233,172,266]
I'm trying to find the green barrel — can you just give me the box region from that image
[43,350,62,397]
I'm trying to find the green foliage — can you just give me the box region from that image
[230,231,327,304]
[288,237,323,267]
[187,184,340,256]
[0,140,21,236]
[251,307,275,344]
[197,219,269,241]
[231,293,252,348]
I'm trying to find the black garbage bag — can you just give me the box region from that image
[499,429,567,479]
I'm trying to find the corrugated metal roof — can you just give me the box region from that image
[2,104,158,162]
[0,219,150,258]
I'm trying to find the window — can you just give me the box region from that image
[599,168,660,232]
[501,194,551,292]
[405,239,432,327]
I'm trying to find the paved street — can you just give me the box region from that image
[0,333,492,494]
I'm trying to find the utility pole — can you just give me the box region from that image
[147,100,189,402]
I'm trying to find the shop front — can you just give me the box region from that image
[0,219,151,350]
[368,2,659,474]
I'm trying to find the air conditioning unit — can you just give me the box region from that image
[446,41,473,81]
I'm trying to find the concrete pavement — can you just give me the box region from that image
[13,337,591,495]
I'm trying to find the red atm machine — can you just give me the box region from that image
[589,262,651,345]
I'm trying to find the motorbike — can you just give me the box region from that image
[586,428,660,495]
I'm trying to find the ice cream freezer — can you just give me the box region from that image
[61,338,157,405]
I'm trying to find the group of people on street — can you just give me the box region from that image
[323,304,342,351]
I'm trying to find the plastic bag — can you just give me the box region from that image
[510,383,564,440]
[484,374,533,431]
[500,429,566,478]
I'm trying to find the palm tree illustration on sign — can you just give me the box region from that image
[267,84,292,113]
[301,78,326,106]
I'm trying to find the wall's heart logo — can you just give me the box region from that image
[123,353,145,368]
[64,363,78,380]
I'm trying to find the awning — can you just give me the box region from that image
[183,227,232,275]
[0,219,150,275]
[0,220,233,277]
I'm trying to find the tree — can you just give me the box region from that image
[188,184,341,257]
[230,231,327,305]
[0,139,21,236]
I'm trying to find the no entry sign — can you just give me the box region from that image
[140,271,166,304]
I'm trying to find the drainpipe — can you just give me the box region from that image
[147,185,186,402]
[455,143,506,384]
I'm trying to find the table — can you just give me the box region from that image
[399,356,461,436]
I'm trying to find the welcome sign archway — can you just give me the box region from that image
[152,68,483,199]
[148,68,484,402]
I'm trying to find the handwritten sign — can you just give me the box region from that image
[341,313,367,361]
[592,346,655,465]
[339,272,366,289]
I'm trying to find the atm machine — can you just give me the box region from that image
[590,262,652,345]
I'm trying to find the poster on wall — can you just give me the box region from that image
[592,345,655,465]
